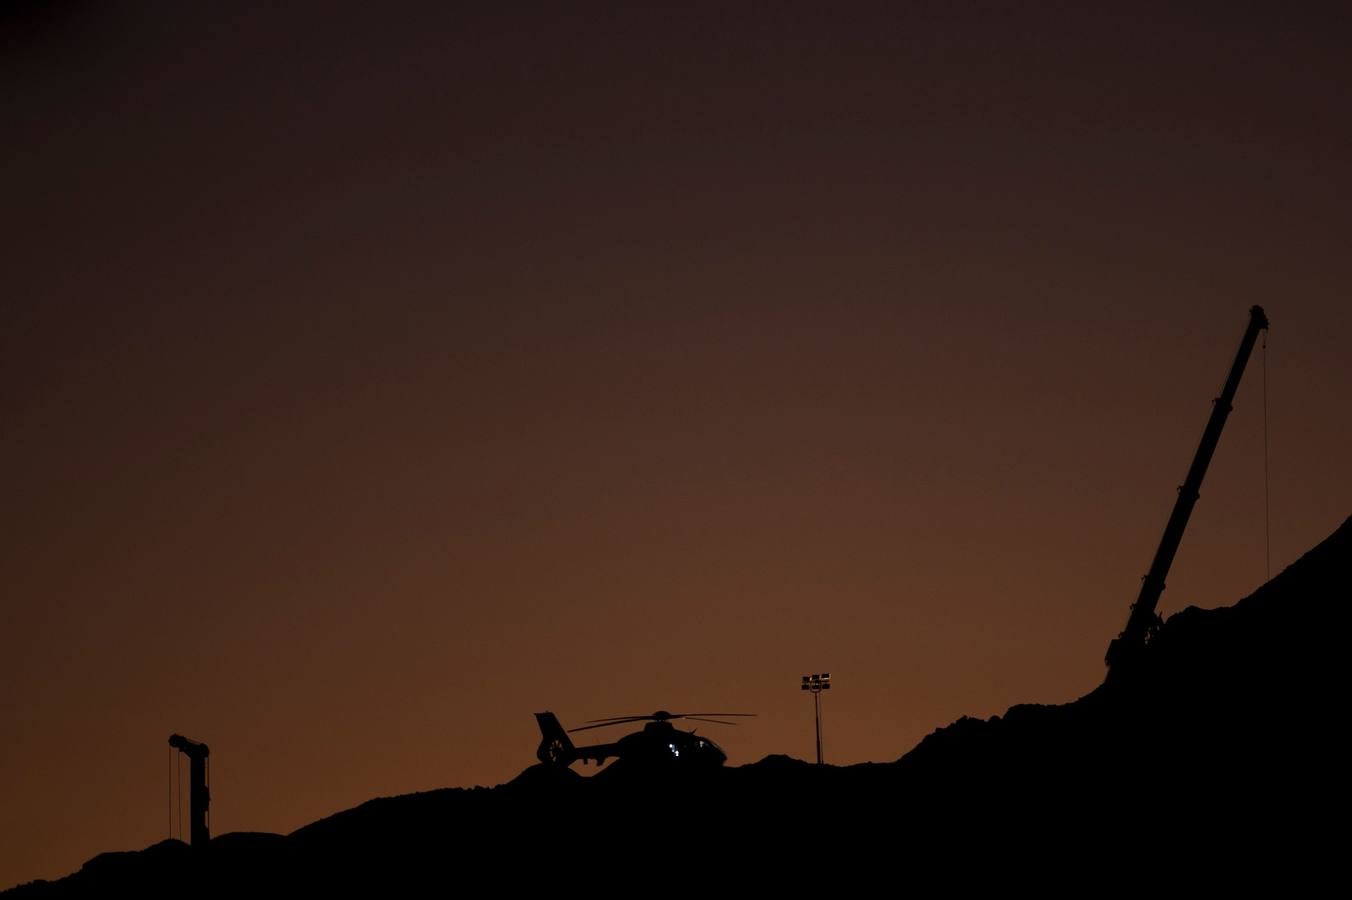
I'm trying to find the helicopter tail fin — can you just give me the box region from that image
[535,712,576,765]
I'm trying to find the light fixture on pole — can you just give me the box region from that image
[800,673,831,765]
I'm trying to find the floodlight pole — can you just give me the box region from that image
[801,673,831,765]
[814,689,823,766]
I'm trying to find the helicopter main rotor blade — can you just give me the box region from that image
[580,715,655,725]
[684,717,742,726]
[568,720,642,734]
[571,711,757,732]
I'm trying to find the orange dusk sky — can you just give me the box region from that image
[3,2,1350,889]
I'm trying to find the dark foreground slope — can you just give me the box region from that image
[11,516,1349,894]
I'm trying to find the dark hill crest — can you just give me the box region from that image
[9,516,1348,895]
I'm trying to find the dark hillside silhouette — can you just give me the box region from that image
[9,515,1349,895]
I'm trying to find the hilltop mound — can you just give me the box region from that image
[898,514,1349,805]
[10,516,1348,895]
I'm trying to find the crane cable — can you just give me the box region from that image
[1263,329,1271,581]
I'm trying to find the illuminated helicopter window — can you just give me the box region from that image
[669,743,679,758]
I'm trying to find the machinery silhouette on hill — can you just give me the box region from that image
[1105,305,1269,681]
[535,710,754,769]
[168,734,211,847]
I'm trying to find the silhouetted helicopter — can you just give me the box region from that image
[535,710,755,769]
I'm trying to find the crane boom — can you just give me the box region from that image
[1105,305,1269,680]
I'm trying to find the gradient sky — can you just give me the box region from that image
[3,2,1350,888]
